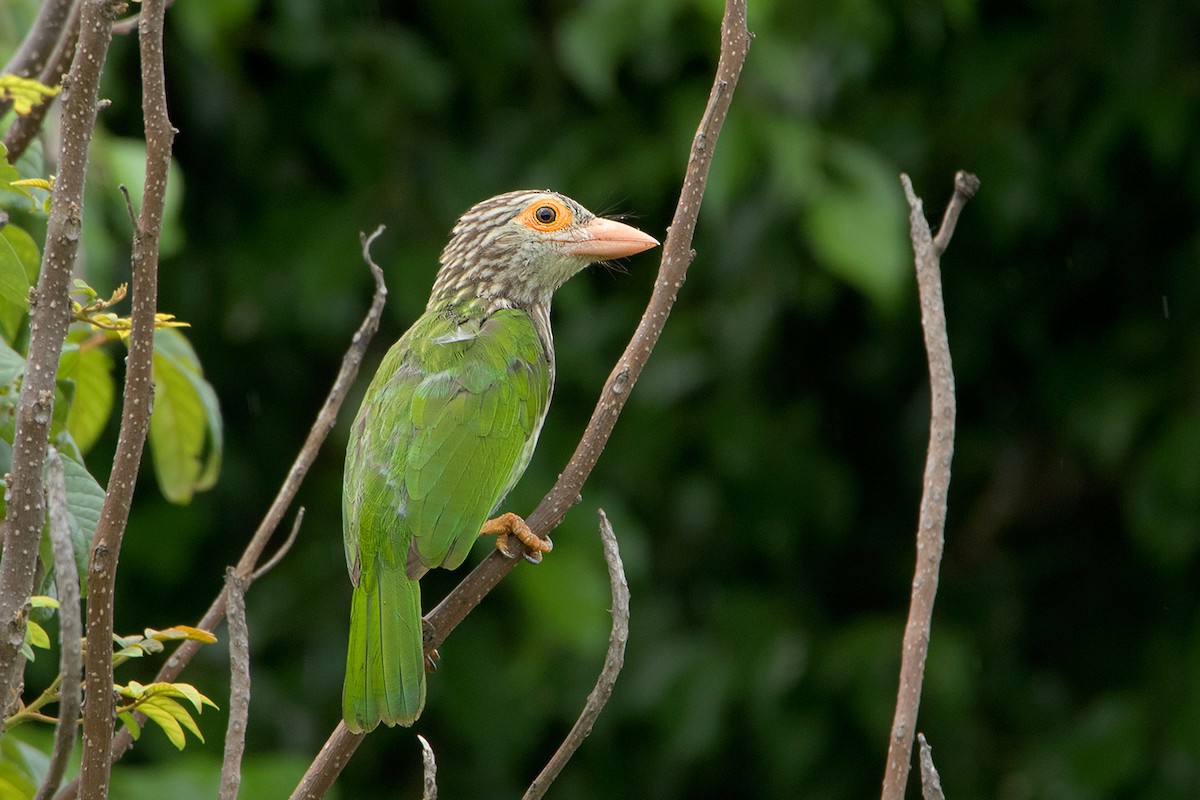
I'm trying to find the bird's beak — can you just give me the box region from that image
[558,217,660,260]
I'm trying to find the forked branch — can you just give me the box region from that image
[880,171,978,800]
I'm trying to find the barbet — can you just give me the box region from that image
[342,190,659,731]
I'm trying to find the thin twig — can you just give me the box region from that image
[78,0,171,795]
[0,0,120,733]
[418,735,437,800]
[219,568,251,800]
[3,0,83,164]
[110,0,174,37]
[33,451,82,800]
[524,510,629,800]
[917,734,946,800]
[71,227,387,783]
[251,508,305,582]
[423,0,751,658]
[932,173,979,257]
[879,172,976,800]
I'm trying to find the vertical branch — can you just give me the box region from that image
[0,0,121,729]
[423,0,752,656]
[523,510,629,800]
[219,568,251,800]
[880,171,977,800]
[33,451,82,800]
[78,0,172,796]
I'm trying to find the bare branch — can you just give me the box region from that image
[110,0,174,37]
[251,508,305,582]
[288,722,363,800]
[0,0,121,732]
[932,172,980,256]
[33,451,82,800]
[423,0,751,657]
[78,0,171,794]
[917,734,946,800]
[219,568,251,800]
[418,735,437,800]
[3,0,83,164]
[81,228,388,776]
[524,510,629,800]
[1,0,76,81]
[880,173,977,800]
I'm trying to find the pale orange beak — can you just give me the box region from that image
[559,217,659,260]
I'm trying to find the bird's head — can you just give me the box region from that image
[431,190,659,310]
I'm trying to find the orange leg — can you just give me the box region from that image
[480,511,553,563]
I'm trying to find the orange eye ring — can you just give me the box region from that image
[518,198,573,232]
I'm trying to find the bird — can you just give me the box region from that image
[341,189,659,732]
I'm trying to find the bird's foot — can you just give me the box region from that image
[480,511,553,564]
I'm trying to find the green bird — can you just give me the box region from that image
[342,190,659,732]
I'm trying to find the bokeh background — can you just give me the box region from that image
[9,0,1200,797]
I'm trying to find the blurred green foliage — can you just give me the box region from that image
[4,0,1199,797]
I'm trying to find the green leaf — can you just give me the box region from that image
[62,332,114,454]
[117,711,142,740]
[144,695,205,743]
[0,230,30,316]
[137,698,187,750]
[25,619,49,657]
[167,682,218,713]
[149,328,223,504]
[3,226,40,285]
[0,337,24,387]
[0,732,49,797]
[29,595,58,609]
[56,453,105,596]
[0,225,39,343]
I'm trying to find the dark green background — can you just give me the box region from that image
[17,0,1200,797]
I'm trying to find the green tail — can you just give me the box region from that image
[342,568,426,732]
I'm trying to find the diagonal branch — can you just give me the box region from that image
[0,0,77,85]
[4,0,84,165]
[0,0,121,734]
[290,4,751,797]
[422,0,751,660]
[55,242,385,800]
[523,510,629,800]
[78,1,173,795]
[44,227,389,796]
[879,171,977,800]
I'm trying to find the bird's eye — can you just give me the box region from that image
[519,198,572,232]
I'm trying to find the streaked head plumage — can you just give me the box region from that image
[430,190,658,311]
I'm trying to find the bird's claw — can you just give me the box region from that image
[425,648,441,673]
[481,511,552,563]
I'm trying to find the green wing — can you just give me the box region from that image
[341,306,549,730]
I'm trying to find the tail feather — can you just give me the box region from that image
[343,569,425,732]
